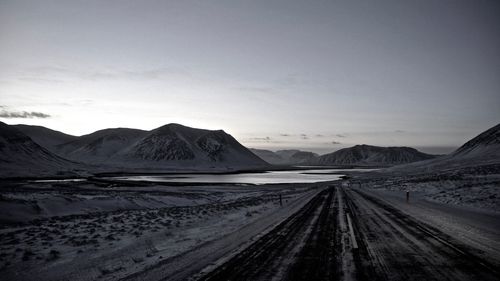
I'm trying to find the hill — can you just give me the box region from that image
[250,149,319,165]
[55,128,147,163]
[388,123,500,174]
[0,122,79,177]
[316,144,436,166]
[452,123,500,160]
[13,124,77,152]
[50,123,269,170]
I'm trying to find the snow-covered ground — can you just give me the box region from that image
[354,187,500,266]
[0,180,322,281]
[350,171,500,212]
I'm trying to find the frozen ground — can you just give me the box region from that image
[1,173,499,281]
[350,169,500,212]
[0,180,322,281]
[186,185,499,281]
[356,187,500,266]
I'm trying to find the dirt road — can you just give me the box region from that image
[197,186,499,281]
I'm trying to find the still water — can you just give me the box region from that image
[110,169,375,184]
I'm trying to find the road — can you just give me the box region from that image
[196,185,499,281]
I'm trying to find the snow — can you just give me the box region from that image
[0,180,323,281]
[352,186,500,265]
[349,172,500,213]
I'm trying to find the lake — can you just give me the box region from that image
[108,168,376,184]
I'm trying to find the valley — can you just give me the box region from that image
[0,122,498,281]
[1,2,498,280]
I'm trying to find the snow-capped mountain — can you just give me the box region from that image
[315,144,436,166]
[55,128,147,162]
[0,122,78,177]
[250,149,285,164]
[250,149,319,165]
[112,124,268,168]
[17,123,269,170]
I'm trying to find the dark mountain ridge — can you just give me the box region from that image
[13,124,77,152]
[114,123,267,168]
[315,144,436,166]
[16,123,268,169]
[250,148,319,165]
[452,123,500,159]
[56,127,147,162]
[0,122,79,177]
[387,123,500,174]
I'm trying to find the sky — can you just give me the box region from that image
[0,0,499,155]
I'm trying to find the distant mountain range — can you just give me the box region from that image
[250,149,319,165]
[1,122,269,177]
[2,121,498,177]
[314,144,436,166]
[251,145,435,166]
[388,123,500,174]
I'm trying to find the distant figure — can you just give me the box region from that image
[406,191,410,203]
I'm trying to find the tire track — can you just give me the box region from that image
[193,185,498,281]
[344,188,499,281]
[198,187,333,281]
[285,187,338,281]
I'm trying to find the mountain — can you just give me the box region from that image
[452,123,500,160]
[388,123,500,174]
[250,148,284,164]
[0,122,78,177]
[13,124,77,153]
[287,151,319,164]
[250,149,318,165]
[315,144,436,166]
[55,128,147,162]
[113,124,268,168]
[275,150,302,160]
[51,123,268,169]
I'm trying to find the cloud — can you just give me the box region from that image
[331,140,341,145]
[300,134,308,140]
[315,134,325,137]
[0,109,51,119]
[394,130,406,133]
[336,134,346,138]
[249,136,272,142]
[280,133,291,137]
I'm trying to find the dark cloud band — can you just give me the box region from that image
[0,110,51,119]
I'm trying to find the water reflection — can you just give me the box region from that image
[111,169,375,184]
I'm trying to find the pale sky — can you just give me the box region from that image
[1,0,499,154]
